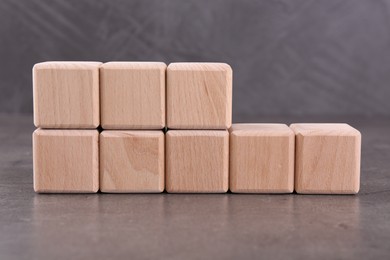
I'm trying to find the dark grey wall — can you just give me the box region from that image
[1,0,390,119]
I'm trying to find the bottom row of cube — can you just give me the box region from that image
[33,123,361,194]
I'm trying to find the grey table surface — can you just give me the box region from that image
[0,114,389,260]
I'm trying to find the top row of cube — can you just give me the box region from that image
[33,62,233,130]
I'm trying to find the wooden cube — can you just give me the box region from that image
[166,130,229,193]
[33,129,99,193]
[33,62,101,128]
[100,62,166,129]
[230,124,294,193]
[290,123,361,194]
[167,63,232,129]
[100,130,164,193]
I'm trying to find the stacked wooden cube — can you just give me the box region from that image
[32,61,361,194]
[166,63,232,192]
[33,62,100,193]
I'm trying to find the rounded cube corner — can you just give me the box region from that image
[91,186,99,193]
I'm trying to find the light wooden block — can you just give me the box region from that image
[167,63,232,129]
[33,129,99,193]
[166,130,229,193]
[100,130,164,193]
[33,61,101,128]
[100,62,166,129]
[230,124,294,193]
[290,123,361,194]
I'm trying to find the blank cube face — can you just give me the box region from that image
[33,62,101,128]
[33,129,99,193]
[291,123,361,194]
[167,63,232,129]
[230,124,294,193]
[100,131,164,193]
[100,62,166,129]
[166,130,229,193]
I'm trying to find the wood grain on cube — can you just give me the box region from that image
[33,129,99,193]
[33,62,101,128]
[167,63,232,129]
[100,62,166,129]
[290,123,361,194]
[100,131,164,193]
[230,124,294,193]
[166,130,229,193]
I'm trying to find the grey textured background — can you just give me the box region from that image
[1,0,390,119]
